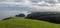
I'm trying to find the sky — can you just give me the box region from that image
[0,0,60,19]
[0,0,60,11]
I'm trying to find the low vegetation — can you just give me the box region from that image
[26,12,60,24]
[0,17,60,28]
[1,12,60,28]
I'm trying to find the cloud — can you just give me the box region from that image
[0,2,24,6]
[0,0,60,7]
[0,0,60,11]
[0,0,60,6]
[0,0,32,6]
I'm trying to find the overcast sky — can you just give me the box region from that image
[0,0,60,6]
[0,0,60,11]
[0,0,60,19]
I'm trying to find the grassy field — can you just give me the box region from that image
[0,17,60,28]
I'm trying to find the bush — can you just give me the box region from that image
[16,14,25,17]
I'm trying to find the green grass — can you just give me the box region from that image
[0,17,60,28]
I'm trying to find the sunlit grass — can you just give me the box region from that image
[0,17,60,28]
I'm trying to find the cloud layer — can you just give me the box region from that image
[0,0,60,19]
[0,0,60,6]
[0,0,60,11]
[0,0,60,8]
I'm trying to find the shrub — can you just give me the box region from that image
[16,14,25,17]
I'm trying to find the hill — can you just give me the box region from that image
[0,17,60,28]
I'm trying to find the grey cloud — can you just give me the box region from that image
[29,0,60,6]
[30,0,59,4]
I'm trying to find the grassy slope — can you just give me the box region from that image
[0,17,60,28]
